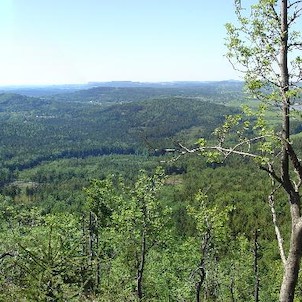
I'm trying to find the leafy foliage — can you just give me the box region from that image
[0,80,301,300]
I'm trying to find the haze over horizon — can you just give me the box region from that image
[0,0,242,86]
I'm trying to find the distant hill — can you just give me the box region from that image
[0,81,243,98]
[49,82,243,105]
[0,93,49,112]
[0,93,237,170]
[86,80,243,88]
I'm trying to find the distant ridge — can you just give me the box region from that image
[0,80,243,97]
[87,80,243,88]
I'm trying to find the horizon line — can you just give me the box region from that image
[0,79,243,88]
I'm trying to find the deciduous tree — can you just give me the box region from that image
[225,2,302,300]
[180,1,302,300]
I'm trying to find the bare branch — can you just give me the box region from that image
[288,7,302,25]
[260,164,283,185]
[268,3,281,25]
[288,42,302,50]
[226,56,248,75]
[268,186,287,266]
[288,1,302,9]
[177,142,259,159]
[287,142,302,188]
[176,142,200,154]
[0,252,14,260]
[178,135,277,164]
[223,135,269,159]
[214,146,259,158]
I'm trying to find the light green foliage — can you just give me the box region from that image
[226,0,301,101]
[187,191,233,246]
[223,0,302,182]
[217,236,255,301]
[226,1,279,86]
[213,114,242,142]
[85,177,115,224]
[0,155,293,301]
[100,168,171,252]
[16,215,82,301]
[111,168,167,235]
[196,101,279,166]
[186,191,234,300]
[84,168,261,301]
[84,168,173,300]
[0,206,83,301]
[224,1,302,300]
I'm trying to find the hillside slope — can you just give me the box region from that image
[0,93,236,170]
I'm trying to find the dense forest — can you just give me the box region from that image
[0,78,301,302]
[0,85,240,172]
[2,0,302,300]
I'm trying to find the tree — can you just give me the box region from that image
[225,1,302,301]
[187,191,233,301]
[0,205,84,301]
[110,169,172,301]
[84,177,114,295]
[180,1,302,301]
[85,168,171,301]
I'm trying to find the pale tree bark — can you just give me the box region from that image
[279,193,302,302]
[278,1,302,300]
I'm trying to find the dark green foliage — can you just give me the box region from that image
[0,90,236,174]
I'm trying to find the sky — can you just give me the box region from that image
[0,0,241,86]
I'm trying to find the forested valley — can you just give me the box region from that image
[0,79,301,302]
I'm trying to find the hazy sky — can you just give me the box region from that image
[0,0,241,86]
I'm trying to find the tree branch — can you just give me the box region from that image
[287,142,302,188]
[200,145,258,158]
[288,42,302,50]
[268,186,287,266]
[269,3,281,23]
[288,0,302,9]
[288,7,302,25]
[260,164,283,185]
[178,136,273,161]
[0,252,14,260]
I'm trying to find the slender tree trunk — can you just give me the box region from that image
[227,0,302,300]
[96,224,100,293]
[254,229,260,302]
[196,230,210,302]
[87,211,99,293]
[196,266,205,302]
[137,229,146,301]
[230,276,235,302]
